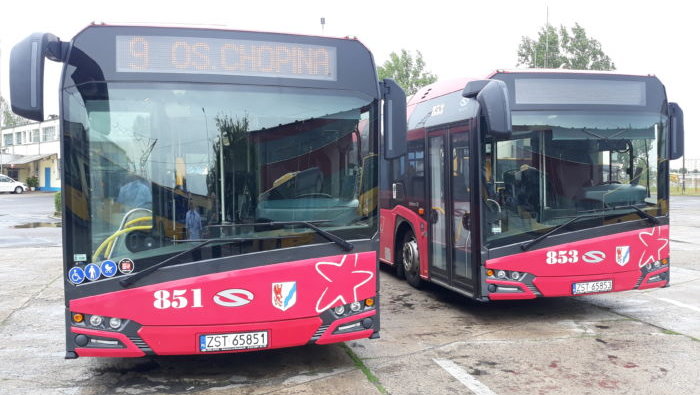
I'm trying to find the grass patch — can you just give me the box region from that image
[661,329,700,342]
[341,343,388,395]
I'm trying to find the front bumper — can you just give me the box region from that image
[485,267,669,300]
[69,310,377,357]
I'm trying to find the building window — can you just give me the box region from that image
[42,126,56,142]
[31,129,40,143]
[3,134,13,146]
[15,132,22,145]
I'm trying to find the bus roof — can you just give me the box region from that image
[59,24,381,98]
[79,22,367,45]
[408,69,662,107]
[489,68,657,79]
[408,77,474,106]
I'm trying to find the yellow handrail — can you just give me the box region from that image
[124,216,152,228]
[93,225,152,262]
[105,216,152,258]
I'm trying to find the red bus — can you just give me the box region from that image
[380,70,684,300]
[10,24,406,358]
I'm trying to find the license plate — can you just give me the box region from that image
[572,280,613,295]
[199,331,268,352]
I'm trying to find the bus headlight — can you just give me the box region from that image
[109,317,122,329]
[485,269,531,283]
[89,315,103,327]
[350,301,362,312]
[334,305,345,315]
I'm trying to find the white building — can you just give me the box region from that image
[0,118,61,191]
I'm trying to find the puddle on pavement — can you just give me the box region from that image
[13,222,62,228]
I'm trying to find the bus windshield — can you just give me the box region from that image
[484,110,667,247]
[63,82,377,271]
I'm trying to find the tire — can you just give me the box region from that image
[399,230,423,289]
[14,186,23,194]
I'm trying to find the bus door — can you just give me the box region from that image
[450,127,475,291]
[426,126,477,293]
[427,133,449,281]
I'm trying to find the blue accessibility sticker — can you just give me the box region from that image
[68,267,85,284]
[85,263,101,281]
[101,260,117,277]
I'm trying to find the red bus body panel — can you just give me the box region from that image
[380,207,429,278]
[485,225,669,300]
[70,252,377,356]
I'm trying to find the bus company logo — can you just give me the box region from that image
[272,282,297,311]
[616,246,631,266]
[213,289,254,307]
[582,250,606,263]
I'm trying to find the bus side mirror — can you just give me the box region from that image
[381,79,407,159]
[10,33,64,121]
[462,79,512,138]
[669,102,684,160]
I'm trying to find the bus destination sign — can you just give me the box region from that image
[116,35,337,81]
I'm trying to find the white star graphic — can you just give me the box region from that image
[637,226,669,268]
[314,254,374,313]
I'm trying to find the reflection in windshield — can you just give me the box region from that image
[63,83,378,271]
[483,111,667,247]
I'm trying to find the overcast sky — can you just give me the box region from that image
[1,0,697,161]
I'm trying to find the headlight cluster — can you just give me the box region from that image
[72,312,126,331]
[643,258,669,283]
[644,258,669,272]
[332,298,375,317]
[486,269,527,282]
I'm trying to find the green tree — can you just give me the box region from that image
[377,49,437,96]
[0,96,30,127]
[517,24,566,69]
[517,23,615,70]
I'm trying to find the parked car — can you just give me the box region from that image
[0,175,29,194]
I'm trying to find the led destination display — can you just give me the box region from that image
[116,35,337,81]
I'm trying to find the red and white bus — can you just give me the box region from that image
[380,70,684,300]
[10,24,406,358]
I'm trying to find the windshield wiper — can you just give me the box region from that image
[610,204,659,225]
[520,204,659,251]
[208,220,353,252]
[120,221,353,288]
[119,236,284,288]
[267,221,355,252]
[520,213,599,251]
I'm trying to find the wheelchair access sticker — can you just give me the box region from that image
[68,267,85,284]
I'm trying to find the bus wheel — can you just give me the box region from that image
[401,231,423,289]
